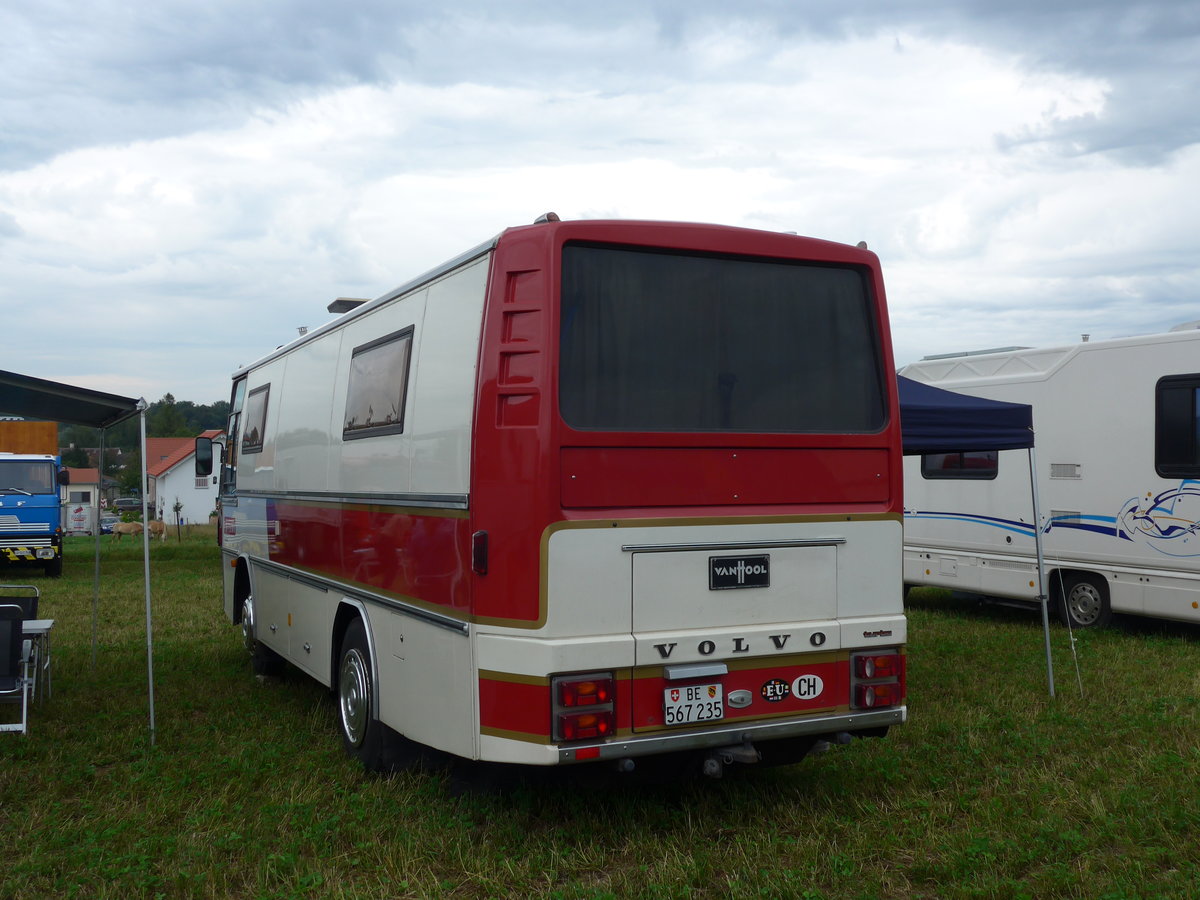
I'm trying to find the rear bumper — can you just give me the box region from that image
[557,705,905,763]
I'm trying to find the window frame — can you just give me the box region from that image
[1155,373,1200,478]
[342,326,415,442]
[240,384,270,455]
[919,450,999,480]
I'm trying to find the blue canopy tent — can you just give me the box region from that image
[897,375,1055,696]
[897,375,1033,454]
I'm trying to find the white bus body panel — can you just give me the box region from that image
[222,256,489,761]
[902,329,1200,624]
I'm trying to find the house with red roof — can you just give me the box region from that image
[147,429,225,526]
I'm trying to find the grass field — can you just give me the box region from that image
[2,533,1199,899]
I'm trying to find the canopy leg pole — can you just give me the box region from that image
[1029,445,1055,698]
[138,402,156,745]
[91,428,104,669]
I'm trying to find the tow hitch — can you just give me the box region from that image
[702,741,761,779]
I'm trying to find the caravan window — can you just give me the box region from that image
[241,385,270,455]
[1156,375,1200,477]
[920,451,998,480]
[343,328,414,440]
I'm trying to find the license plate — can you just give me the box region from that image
[663,683,724,726]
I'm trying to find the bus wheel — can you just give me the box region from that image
[241,595,258,653]
[1058,573,1111,629]
[44,556,63,578]
[338,618,388,771]
[242,594,282,675]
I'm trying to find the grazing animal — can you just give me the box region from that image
[111,521,143,542]
[147,520,167,542]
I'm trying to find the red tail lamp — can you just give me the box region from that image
[551,672,616,743]
[855,654,900,679]
[855,682,902,709]
[850,650,904,710]
[557,710,615,741]
[557,675,614,708]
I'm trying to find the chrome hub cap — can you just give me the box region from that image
[339,648,370,748]
[1068,584,1102,626]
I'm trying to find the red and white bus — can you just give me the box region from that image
[198,215,907,775]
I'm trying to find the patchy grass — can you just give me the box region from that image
[3,546,1199,898]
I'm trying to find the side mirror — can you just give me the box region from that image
[195,437,214,477]
[58,467,71,486]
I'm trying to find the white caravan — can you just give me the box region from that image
[198,216,909,775]
[902,327,1200,629]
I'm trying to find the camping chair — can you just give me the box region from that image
[0,604,33,735]
[0,585,42,698]
[0,584,38,619]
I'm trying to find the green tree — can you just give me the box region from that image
[148,393,192,437]
[61,446,90,468]
[118,446,143,495]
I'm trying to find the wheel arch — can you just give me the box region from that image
[1050,567,1112,628]
[1048,566,1109,594]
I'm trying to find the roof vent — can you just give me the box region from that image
[328,297,369,314]
[534,212,561,224]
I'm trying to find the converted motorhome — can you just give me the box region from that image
[902,327,1200,630]
[198,215,907,775]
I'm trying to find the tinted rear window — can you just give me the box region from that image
[559,243,886,433]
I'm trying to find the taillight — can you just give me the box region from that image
[855,682,902,708]
[850,650,903,710]
[552,672,616,743]
[558,675,614,708]
[855,654,900,679]
[558,710,615,741]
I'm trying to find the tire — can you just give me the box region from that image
[44,556,63,578]
[337,617,393,772]
[1057,573,1112,629]
[241,594,283,676]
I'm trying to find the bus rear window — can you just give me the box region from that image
[558,243,886,433]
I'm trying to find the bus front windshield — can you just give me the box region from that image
[0,460,57,495]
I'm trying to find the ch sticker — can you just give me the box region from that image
[792,674,824,700]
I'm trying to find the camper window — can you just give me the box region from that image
[1156,374,1200,477]
[920,451,998,480]
[241,385,270,455]
[343,327,414,440]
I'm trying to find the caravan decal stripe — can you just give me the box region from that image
[904,511,1036,537]
[905,510,1125,540]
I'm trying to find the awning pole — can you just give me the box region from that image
[138,401,157,745]
[91,427,104,669]
[1029,444,1055,698]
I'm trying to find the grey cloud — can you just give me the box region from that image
[4,1,1197,170]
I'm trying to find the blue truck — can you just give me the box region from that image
[0,421,68,578]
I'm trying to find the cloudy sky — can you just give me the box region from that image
[3,1,1198,405]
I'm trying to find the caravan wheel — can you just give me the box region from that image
[1058,573,1112,629]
